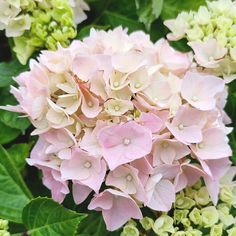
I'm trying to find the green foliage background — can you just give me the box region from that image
[0,0,235,235]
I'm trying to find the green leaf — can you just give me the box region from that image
[161,0,206,20]
[7,143,33,171]
[0,121,21,144]
[100,11,145,32]
[0,59,28,87]
[136,0,163,30]
[0,110,30,132]
[0,87,30,132]
[0,145,32,223]
[77,25,110,39]
[226,80,236,165]
[77,212,121,236]
[22,197,87,236]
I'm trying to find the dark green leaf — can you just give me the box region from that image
[77,212,121,236]
[77,25,110,39]
[169,39,191,52]
[0,110,30,132]
[100,11,145,32]
[0,59,28,87]
[161,0,206,20]
[0,121,21,144]
[22,197,86,236]
[0,145,32,223]
[0,87,30,132]
[7,143,33,171]
[136,0,163,30]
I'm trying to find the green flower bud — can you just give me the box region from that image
[186,25,204,41]
[185,187,197,199]
[139,217,154,230]
[195,6,211,25]
[229,38,236,48]
[21,0,36,10]
[174,210,189,224]
[0,230,10,236]
[201,206,219,228]
[121,225,139,236]
[227,227,236,236]
[219,186,234,204]
[185,229,202,236]
[46,36,58,50]
[230,47,236,61]
[7,0,21,9]
[210,223,223,236]
[194,187,211,206]
[189,208,201,225]
[0,220,8,230]
[216,15,233,30]
[192,180,202,190]
[175,192,195,210]
[172,231,186,236]
[152,215,174,235]
[181,218,191,229]
[31,22,48,40]
[217,204,235,227]
[13,36,35,65]
[227,25,236,37]
[126,219,137,227]
[215,30,228,47]
[202,23,214,36]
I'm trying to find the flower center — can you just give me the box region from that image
[191,96,198,102]
[177,199,184,205]
[114,105,120,111]
[162,142,169,148]
[113,81,120,88]
[178,124,184,130]
[134,83,141,89]
[123,138,131,145]
[197,142,205,149]
[126,174,133,182]
[84,161,92,168]
[87,101,93,107]
[209,56,214,61]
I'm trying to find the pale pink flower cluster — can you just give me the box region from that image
[3,27,233,231]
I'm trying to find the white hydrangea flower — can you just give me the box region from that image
[68,0,90,24]
[5,14,31,37]
[0,0,20,28]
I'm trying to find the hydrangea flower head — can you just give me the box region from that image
[1,27,232,231]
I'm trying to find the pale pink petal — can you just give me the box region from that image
[98,121,152,170]
[181,72,225,111]
[139,112,164,133]
[188,39,227,69]
[88,189,142,231]
[145,177,175,211]
[191,128,232,160]
[72,182,93,204]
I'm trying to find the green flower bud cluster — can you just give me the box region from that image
[0,0,89,65]
[0,219,10,236]
[164,0,236,79]
[120,180,236,236]
[13,0,78,65]
[165,0,236,48]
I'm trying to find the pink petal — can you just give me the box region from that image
[72,182,93,205]
[98,121,152,170]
